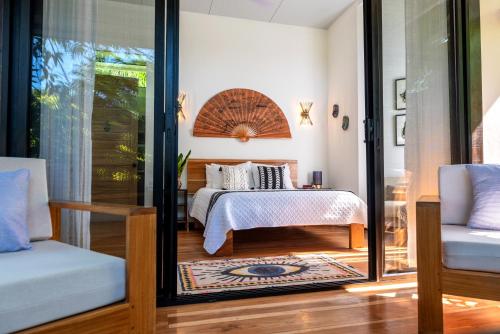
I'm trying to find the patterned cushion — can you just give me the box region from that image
[466,164,500,230]
[252,164,294,189]
[222,166,249,190]
[257,166,285,189]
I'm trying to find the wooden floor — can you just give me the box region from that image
[178,225,408,273]
[158,282,500,333]
[89,221,500,333]
[179,225,369,274]
[91,221,409,275]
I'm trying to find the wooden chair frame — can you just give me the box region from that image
[19,201,156,334]
[416,196,500,333]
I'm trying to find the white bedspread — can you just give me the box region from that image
[190,188,368,254]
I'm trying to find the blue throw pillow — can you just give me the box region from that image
[0,169,32,252]
[466,164,500,230]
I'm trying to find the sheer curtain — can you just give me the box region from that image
[405,0,451,266]
[39,0,97,248]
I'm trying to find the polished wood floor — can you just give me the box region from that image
[178,225,408,273]
[158,282,500,333]
[179,225,369,276]
[89,222,500,333]
[91,221,409,274]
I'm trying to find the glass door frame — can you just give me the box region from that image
[0,0,172,303]
[158,0,382,305]
[0,0,473,305]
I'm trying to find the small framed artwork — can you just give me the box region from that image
[395,114,406,146]
[395,78,406,110]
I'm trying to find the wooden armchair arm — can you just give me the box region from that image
[416,195,443,331]
[48,200,157,332]
[48,201,156,240]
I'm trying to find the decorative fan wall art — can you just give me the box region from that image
[193,88,291,142]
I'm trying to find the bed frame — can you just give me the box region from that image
[186,159,364,256]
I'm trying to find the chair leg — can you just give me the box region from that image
[417,200,444,333]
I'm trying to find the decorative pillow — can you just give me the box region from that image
[206,164,224,189]
[0,169,32,252]
[252,163,294,189]
[466,164,500,230]
[257,166,286,189]
[222,166,249,190]
[206,162,253,189]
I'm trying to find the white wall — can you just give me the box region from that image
[382,0,406,177]
[326,2,366,200]
[179,12,329,186]
[480,0,500,164]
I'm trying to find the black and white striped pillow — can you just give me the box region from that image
[257,166,285,189]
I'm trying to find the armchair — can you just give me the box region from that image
[0,158,156,333]
[417,165,500,333]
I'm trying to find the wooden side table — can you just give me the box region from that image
[177,189,189,231]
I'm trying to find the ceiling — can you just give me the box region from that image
[180,0,356,29]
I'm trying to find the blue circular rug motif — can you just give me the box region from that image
[222,263,309,278]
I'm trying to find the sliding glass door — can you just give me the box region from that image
[379,0,452,274]
[29,0,157,250]
[466,0,500,166]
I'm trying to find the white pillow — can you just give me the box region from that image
[206,161,254,189]
[206,164,223,189]
[252,163,294,189]
[222,166,249,190]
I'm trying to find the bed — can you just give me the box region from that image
[187,159,368,256]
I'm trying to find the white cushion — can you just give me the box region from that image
[0,240,125,333]
[221,166,249,190]
[439,165,473,225]
[441,225,500,273]
[0,157,52,240]
[206,162,253,189]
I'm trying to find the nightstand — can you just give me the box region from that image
[177,189,189,231]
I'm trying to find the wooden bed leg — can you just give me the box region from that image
[349,223,364,249]
[214,231,233,257]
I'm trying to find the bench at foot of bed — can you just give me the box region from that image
[212,224,365,257]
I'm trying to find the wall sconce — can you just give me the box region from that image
[299,101,313,126]
[177,92,186,120]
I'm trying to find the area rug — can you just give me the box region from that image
[177,254,367,295]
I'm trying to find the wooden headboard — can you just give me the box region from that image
[187,159,298,194]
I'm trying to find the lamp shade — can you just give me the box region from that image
[312,171,322,186]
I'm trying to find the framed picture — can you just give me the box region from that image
[395,114,406,146]
[395,78,406,110]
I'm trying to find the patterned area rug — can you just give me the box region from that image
[178,254,367,295]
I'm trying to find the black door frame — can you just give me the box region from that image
[0,0,472,306]
[0,0,171,303]
[158,0,382,306]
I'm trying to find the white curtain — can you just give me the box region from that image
[405,0,451,266]
[39,0,97,248]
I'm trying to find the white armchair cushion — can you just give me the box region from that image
[439,165,473,225]
[441,225,500,273]
[0,240,125,333]
[0,158,52,240]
